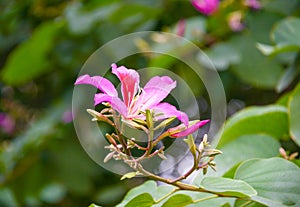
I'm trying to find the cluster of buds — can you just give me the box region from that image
[87,107,222,182]
[279,147,298,161]
[196,134,222,174]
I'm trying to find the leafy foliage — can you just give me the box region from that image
[1,0,300,206]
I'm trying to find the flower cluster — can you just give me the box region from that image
[75,63,209,138]
[75,64,219,183]
[191,0,219,16]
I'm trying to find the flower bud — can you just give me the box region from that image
[87,109,113,125]
[184,135,197,157]
[106,133,117,146]
[132,118,147,126]
[154,116,176,130]
[158,151,167,160]
[127,138,136,149]
[146,109,153,128]
[122,119,148,132]
[104,152,115,163]
[205,149,222,157]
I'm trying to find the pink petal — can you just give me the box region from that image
[62,110,73,123]
[191,0,219,16]
[170,119,210,138]
[0,113,15,135]
[111,63,140,107]
[244,0,261,10]
[152,102,188,126]
[94,93,127,117]
[176,19,186,37]
[75,75,117,97]
[138,76,176,111]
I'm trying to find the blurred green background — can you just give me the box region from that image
[1,0,300,206]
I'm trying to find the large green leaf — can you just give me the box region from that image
[116,181,175,207]
[288,82,300,147]
[200,177,257,198]
[125,193,154,207]
[162,194,193,207]
[1,21,63,85]
[217,134,280,176]
[272,18,300,48]
[216,105,289,148]
[230,35,283,89]
[264,0,299,16]
[234,158,300,206]
[193,134,281,185]
[198,42,240,71]
[257,18,300,56]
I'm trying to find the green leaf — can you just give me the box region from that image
[276,63,300,93]
[256,43,300,56]
[65,2,119,35]
[257,18,300,56]
[1,21,63,85]
[250,196,287,207]
[276,92,292,107]
[120,172,137,180]
[116,181,176,207]
[89,204,102,207]
[288,82,300,147]
[194,134,281,185]
[181,16,206,42]
[0,188,19,207]
[234,199,266,207]
[247,11,282,44]
[162,194,193,207]
[198,42,240,71]
[216,105,289,148]
[272,18,300,48]
[124,193,154,207]
[201,177,257,198]
[39,183,66,204]
[234,158,300,206]
[264,0,299,16]
[230,35,283,89]
[184,135,196,156]
[217,134,280,176]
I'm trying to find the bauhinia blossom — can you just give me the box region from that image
[227,11,244,32]
[0,113,15,135]
[191,0,219,16]
[75,64,184,123]
[75,64,209,137]
[169,120,210,138]
[176,19,186,37]
[244,0,261,10]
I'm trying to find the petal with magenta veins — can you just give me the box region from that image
[152,102,188,126]
[111,63,140,107]
[94,93,127,117]
[75,74,117,97]
[138,76,176,110]
[191,0,219,16]
[170,119,210,138]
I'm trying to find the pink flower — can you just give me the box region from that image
[244,0,261,10]
[75,64,189,126]
[228,11,244,32]
[169,120,210,138]
[0,113,15,135]
[176,19,186,37]
[191,0,219,16]
[62,110,73,123]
